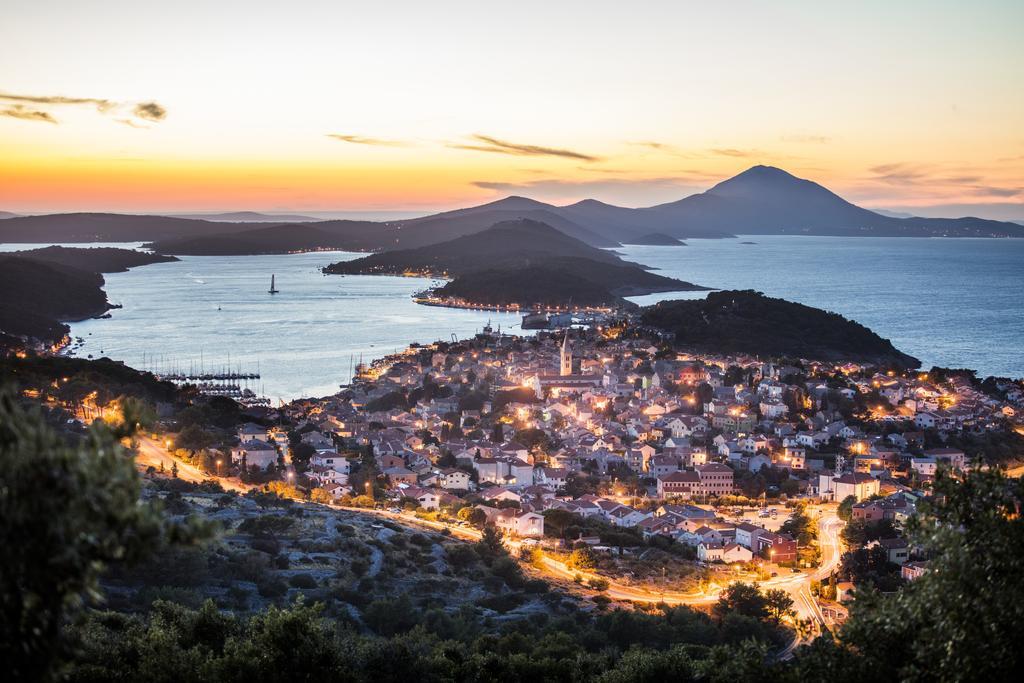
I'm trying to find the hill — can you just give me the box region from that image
[327,219,705,308]
[167,211,321,222]
[149,223,376,255]
[0,212,260,243]
[434,257,701,308]
[641,289,920,367]
[625,232,686,246]
[0,256,110,347]
[0,211,18,219]
[15,246,178,272]
[324,219,627,276]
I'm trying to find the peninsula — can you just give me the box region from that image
[323,219,707,309]
[641,290,921,367]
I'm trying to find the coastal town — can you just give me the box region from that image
[54,316,1009,636]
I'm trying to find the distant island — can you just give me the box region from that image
[625,232,686,246]
[15,245,178,272]
[166,211,322,222]
[4,166,1022,253]
[641,289,920,367]
[324,219,707,309]
[0,247,171,351]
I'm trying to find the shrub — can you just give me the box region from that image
[288,573,318,589]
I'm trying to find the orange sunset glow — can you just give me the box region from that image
[1,1,1022,219]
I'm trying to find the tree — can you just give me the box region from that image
[457,506,486,527]
[490,422,504,443]
[0,391,206,681]
[764,588,795,624]
[837,494,857,521]
[713,582,768,621]
[796,469,1024,680]
[174,424,215,453]
[566,546,597,571]
[475,525,505,564]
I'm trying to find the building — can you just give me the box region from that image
[818,472,880,502]
[230,440,278,470]
[495,509,545,538]
[657,470,700,499]
[696,462,734,497]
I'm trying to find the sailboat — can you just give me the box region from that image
[268,274,279,294]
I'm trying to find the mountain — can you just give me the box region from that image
[641,289,920,367]
[644,166,1024,238]
[167,211,322,222]
[325,219,706,308]
[4,166,1022,248]
[0,211,19,219]
[15,246,178,272]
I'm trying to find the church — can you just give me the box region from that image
[524,331,602,398]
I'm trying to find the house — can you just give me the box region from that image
[875,537,910,565]
[383,466,418,485]
[399,486,440,510]
[758,532,798,564]
[237,422,269,443]
[910,457,937,477]
[901,561,929,581]
[494,509,544,538]
[734,522,765,550]
[230,440,278,470]
[310,451,350,474]
[439,468,471,490]
[836,581,856,603]
[819,472,880,502]
[923,447,967,470]
[535,467,569,489]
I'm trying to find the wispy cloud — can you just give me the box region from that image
[450,134,601,162]
[0,91,166,126]
[781,134,831,144]
[133,102,166,122]
[326,134,410,147]
[710,147,763,158]
[1,105,57,124]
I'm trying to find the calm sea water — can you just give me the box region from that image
[620,236,1024,379]
[2,244,522,400]
[3,236,1021,398]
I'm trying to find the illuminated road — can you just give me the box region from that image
[347,505,843,636]
[134,435,252,493]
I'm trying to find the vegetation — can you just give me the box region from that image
[0,256,109,346]
[0,390,207,681]
[325,220,704,307]
[14,245,178,272]
[641,290,920,366]
[791,469,1024,680]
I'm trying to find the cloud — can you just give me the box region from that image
[133,102,166,122]
[450,134,601,162]
[326,134,409,147]
[781,134,831,144]
[0,91,166,126]
[0,105,57,124]
[710,147,762,158]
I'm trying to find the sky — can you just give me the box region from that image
[1,0,1022,218]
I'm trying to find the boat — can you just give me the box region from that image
[268,274,279,294]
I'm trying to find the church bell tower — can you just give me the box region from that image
[560,331,573,376]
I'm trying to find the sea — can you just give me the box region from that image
[2,236,1021,399]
